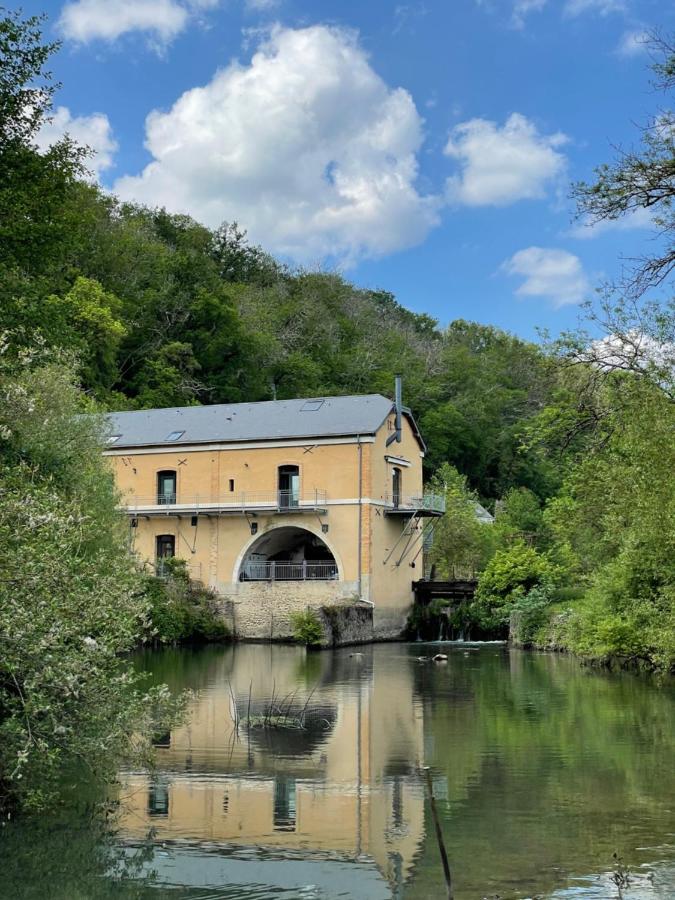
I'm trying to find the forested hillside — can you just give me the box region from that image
[1,174,554,500]
[1,10,673,818]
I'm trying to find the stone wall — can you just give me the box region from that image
[223,580,360,641]
[317,604,373,646]
[214,580,408,645]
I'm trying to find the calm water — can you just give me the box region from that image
[2,643,674,899]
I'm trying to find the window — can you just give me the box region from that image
[392,467,402,508]
[273,777,296,832]
[300,399,324,412]
[164,430,185,442]
[278,465,299,508]
[148,778,169,817]
[156,535,175,576]
[229,479,235,492]
[157,470,176,504]
[107,434,121,445]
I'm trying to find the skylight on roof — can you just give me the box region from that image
[107,435,121,444]
[300,400,324,412]
[164,430,185,442]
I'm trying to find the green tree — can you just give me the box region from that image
[0,9,86,275]
[473,542,558,633]
[571,32,675,299]
[0,346,179,812]
[428,463,495,579]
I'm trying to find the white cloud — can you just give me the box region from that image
[244,0,280,10]
[57,0,221,46]
[35,106,117,180]
[568,206,653,239]
[616,29,649,57]
[511,0,547,29]
[444,113,568,207]
[502,246,590,306]
[114,25,439,263]
[564,0,625,17]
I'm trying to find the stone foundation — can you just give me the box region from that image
[214,580,408,645]
[224,580,359,642]
[317,604,374,646]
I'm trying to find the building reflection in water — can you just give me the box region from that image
[117,645,426,896]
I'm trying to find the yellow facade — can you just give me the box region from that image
[116,644,425,890]
[106,405,440,639]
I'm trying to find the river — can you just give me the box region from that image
[2,642,674,898]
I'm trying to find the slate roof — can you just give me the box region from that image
[104,394,425,450]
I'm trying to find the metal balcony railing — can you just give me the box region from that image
[383,493,446,515]
[122,489,328,515]
[239,560,338,582]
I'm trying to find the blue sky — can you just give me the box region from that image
[23,0,674,339]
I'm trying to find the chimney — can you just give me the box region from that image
[386,374,403,446]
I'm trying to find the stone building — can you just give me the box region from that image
[104,382,443,640]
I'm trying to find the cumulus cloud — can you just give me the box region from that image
[35,106,117,180]
[444,113,568,207]
[59,0,190,45]
[114,25,439,263]
[502,246,590,306]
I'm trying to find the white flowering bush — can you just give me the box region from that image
[0,342,180,813]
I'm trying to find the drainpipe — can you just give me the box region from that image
[357,434,375,607]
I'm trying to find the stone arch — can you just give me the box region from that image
[232,524,343,583]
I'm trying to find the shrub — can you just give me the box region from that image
[290,610,324,646]
[509,585,555,646]
[473,541,558,633]
[144,565,230,645]
[0,350,180,813]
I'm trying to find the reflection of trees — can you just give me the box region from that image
[0,810,160,899]
[407,649,675,899]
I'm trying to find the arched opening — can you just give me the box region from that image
[239,526,338,581]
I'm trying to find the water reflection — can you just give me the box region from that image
[104,645,675,897]
[1,643,673,898]
[118,644,426,896]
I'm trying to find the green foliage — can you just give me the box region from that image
[537,372,675,669]
[43,277,126,396]
[428,463,495,579]
[473,542,558,632]
[290,610,324,647]
[143,560,231,644]
[571,33,675,300]
[0,347,181,814]
[509,585,555,647]
[494,487,548,548]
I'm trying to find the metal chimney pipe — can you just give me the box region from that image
[387,375,403,446]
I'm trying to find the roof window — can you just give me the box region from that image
[300,400,324,412]
[107,434,121,444]
[164,430,185,442]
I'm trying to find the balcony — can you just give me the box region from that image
[123,489,328,517]
[383,492,446,517]
[239,560,338,582]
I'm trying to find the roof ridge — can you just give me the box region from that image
[107,392,392,417]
